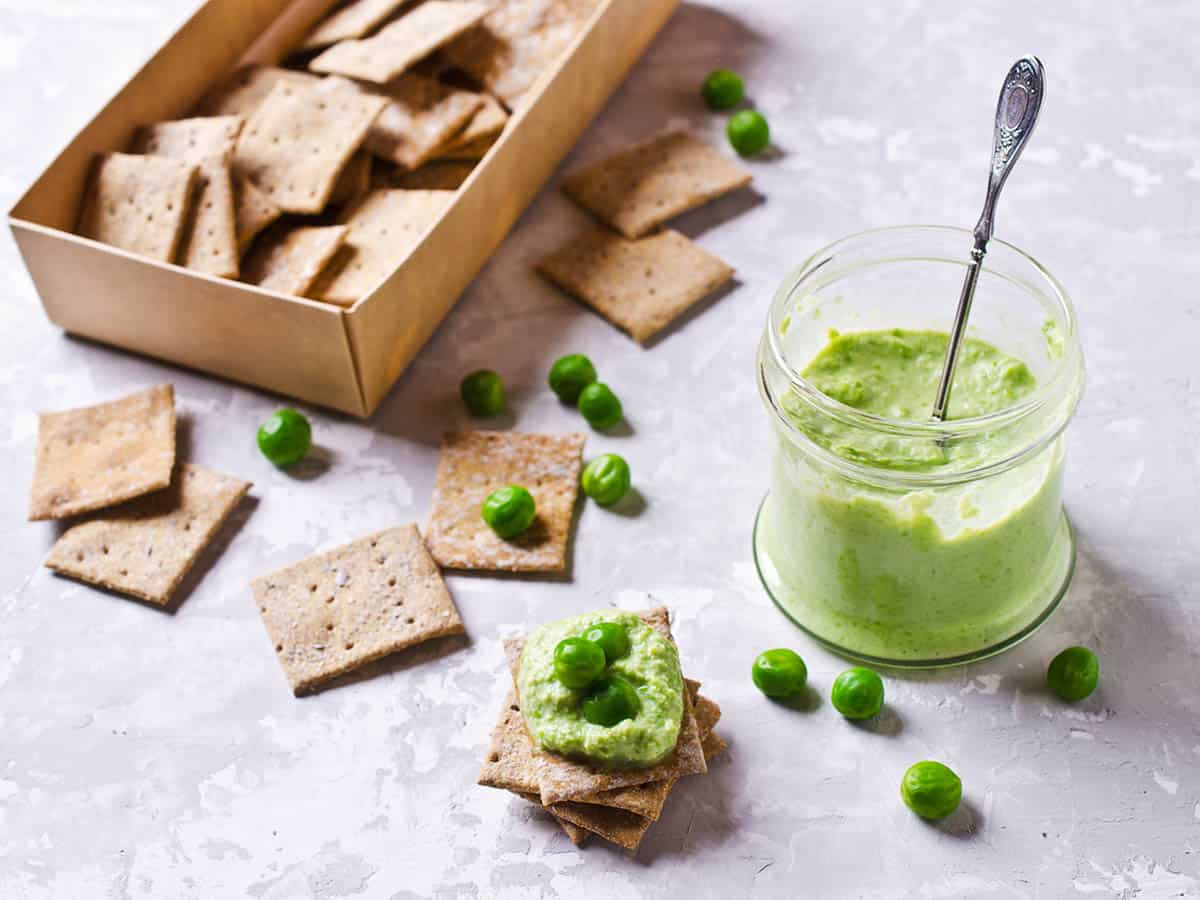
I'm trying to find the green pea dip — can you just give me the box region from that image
[518,610,683,768]
[760,328,1070,661]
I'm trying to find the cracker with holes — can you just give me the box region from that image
[309,1,489,84]
[233,176,283,254]
[232,82,386,215]
[196,65,320,118]
[242,224,349,296]
[561,131,753,239]
[77,153,198,262]
[424,431,585,573]
[44,463,250,606]
[301,0,413,50]
[537,227,734,344]
[29,384,176,521]
[250,524,464,695]
[133,116,244,278]
[307,188,453,305]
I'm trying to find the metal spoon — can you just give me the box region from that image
[931,56,1045,421]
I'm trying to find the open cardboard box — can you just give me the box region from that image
[9,0,679,417]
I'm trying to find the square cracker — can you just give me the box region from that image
[196,65,320,118]
[309,1,490,84]
[302,0,412,50]
[77,153,198,262]
[306,188,453,305]
[132,116,243,163]
[233,81,386,214]
[242,224,349,296]
[251,525,464,695]
[425,431,584,573]
[537,227,734,344]
[233,176,283,255]
[320,73,482,170]
[442,0,598,108]
[435,94,507,158]
[29,384,176,521]
[44,464,250,606]
[561,131,753,239]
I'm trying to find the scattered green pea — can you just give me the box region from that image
[901,761,962,819]
[553,637,606,689]
[582,621,631,664]
[460,369,506,417]
[577,382,623,429]
[702,68,744,110]
[830,667,884,719]
[581,676,641,727]
[751,648,808,699]
[481,485,536,539]
[1047,646,1099,701]
[256,408,312,468]
[727,109,770,156]
[548,354,598,404]
[581,454,631,506]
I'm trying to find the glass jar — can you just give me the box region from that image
[754,226,1085,667]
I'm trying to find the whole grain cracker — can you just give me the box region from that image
[44,463,250,605]
[242,224,349,296]
[561,130,753,238]
[29,384,176,521]
[425,431,584,573]
[132,116,243,163]
[233,81,386,214]
[196,65,320,118]
[251,524,464,694]
[309,1,490,84]
[378,159,474,190]
[234,176,283,255]
[301,0,413,50]
[537,227,734,344]
[435,93,507,158]
[77,153,198,262]
[330,150,373,206]
[306,188,453,305]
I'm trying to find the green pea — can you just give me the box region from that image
[901,761,962,819]
[577,382,623,429]
[481,485,536,539]
[727,109,770,157]
[460,369,506,417]
[751,648,807,698]
[548,354,598,404]
[581,676,641,727]
[582,622,631,664]
[581,454,631,506]
[1047,646,1099,701]
[257,408,312,468]
[702,68,745,110]
[830,667,884,719]
[553,637,606,689]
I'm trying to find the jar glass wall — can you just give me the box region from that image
[754,226,1085,667]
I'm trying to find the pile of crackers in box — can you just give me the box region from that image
[479,607,727,851]
[75,0,601,303]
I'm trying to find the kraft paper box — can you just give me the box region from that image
[9,0,679,417]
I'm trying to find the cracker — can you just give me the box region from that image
[435,93,507,158]
[77,153,198,262]
[251,525,464,694]
[424,431,584,573]
[330,151,372,206]
[242,224,349,296]
[132,116,243,163]
[306,188,453,305]
[309,1,490,84]
[380,159,474,191]
[321,73,483,170]
[301,0,412,50]
[442,0,598,108]
[44,464,250,606]
[537,227,734,344]
[197,65,320,117]
[233,176,283,255]
[561,131,753,239]
[29,384,176,521]
[233,81,385,214]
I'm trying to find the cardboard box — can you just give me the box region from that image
[9,0,679,417]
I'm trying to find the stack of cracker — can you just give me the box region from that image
[538,131,754,345]
[74,0,606,305]
[31,385,251,607]
[479,608,727,851]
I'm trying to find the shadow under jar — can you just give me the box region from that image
[754,226,1085,668]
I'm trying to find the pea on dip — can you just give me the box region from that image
[760,328,1069,661]
[518,610,683,769]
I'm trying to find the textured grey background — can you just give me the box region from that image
[2,1,1199,898]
